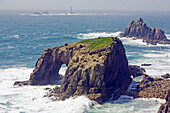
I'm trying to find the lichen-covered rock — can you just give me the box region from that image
[158,89,170,113]
[14,37,132,103]
[120,18,170,45]
[125,75,170,99]
[138,75,170,99]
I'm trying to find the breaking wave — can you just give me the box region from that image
[77,31,121,39]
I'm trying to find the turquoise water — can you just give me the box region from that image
[0,13,170,113]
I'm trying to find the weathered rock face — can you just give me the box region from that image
[14,37,132,103]
[138,75,170,99]
[125,74,170,99]
[158,90,170,113]
[120,18,170,45]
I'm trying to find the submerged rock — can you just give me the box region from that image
[14,37,132,104]
[120,18,170,45]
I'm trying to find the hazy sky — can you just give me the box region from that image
[0,0,170,11]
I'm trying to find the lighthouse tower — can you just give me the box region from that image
[70,7,73,14]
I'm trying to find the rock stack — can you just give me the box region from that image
[120,18,170,45]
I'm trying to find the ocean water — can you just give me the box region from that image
[0,12,170,113]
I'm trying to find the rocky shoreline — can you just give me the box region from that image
[120,18,170,45]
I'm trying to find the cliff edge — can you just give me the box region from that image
[14,37,132,103]
[120,18,170,45]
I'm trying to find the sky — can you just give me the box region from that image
[0,0,170,11]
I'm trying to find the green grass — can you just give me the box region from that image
[77,37,113,50]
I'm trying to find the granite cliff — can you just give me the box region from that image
[120,18,170,45]
[14,37,132,103]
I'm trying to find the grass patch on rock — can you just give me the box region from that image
[77,37,113,50]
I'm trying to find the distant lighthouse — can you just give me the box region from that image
[70,7,73,13]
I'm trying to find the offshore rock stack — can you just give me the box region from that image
[120,18,170,45]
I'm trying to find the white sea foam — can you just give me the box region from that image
[90,96,165,113]
[7,46,15,49]
[0,67,94,113]
[77,31,121,39]
[3,35,20,39]
[166,34,170,39]
[59,64,67,76]
[0,67,33,81]
[12,35,19,38]
[118,34,170,78]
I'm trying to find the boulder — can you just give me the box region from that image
[14,37,132,104]
[141,64,152,66]
[129,65,145,78]
[161,73,170,79]
[120,18,170,45]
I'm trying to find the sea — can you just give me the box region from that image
[0,11,170,113]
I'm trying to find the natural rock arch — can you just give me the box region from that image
[28,47,73,85]
[14,37,132,103]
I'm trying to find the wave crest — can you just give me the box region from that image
[77,31,121,39]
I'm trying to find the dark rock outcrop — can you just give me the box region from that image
[14,37,132,104]
[162,73,170,79]
[141,64,152,66]
[120,18,170,45]
[129,65,145,78]
[158,90,170,113]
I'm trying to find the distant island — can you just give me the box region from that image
[120,18,170,45]
[33,11,49,15]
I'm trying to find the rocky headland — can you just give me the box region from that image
[120,18,170,45]
[14,37,132,104]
